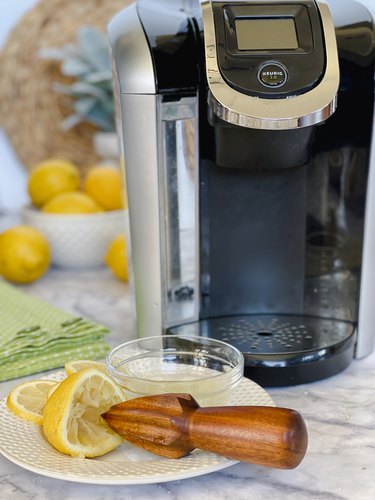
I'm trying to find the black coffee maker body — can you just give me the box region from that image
[109,0,375,385]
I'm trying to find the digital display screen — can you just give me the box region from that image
[235,18,298,50]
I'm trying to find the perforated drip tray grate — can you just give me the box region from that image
[167,314,356,385]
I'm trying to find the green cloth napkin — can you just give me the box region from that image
[0,280,111,381]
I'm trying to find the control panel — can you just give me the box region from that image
[213,1,327,97]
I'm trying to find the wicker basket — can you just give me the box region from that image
[0,0,131,173]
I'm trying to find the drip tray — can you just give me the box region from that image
[167,315,356,386]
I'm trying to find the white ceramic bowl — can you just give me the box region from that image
[22,205,128,269]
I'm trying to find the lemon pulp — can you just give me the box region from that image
[43,367,125,458]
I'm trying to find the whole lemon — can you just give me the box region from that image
[0,225,50,283]
[83,166,126,211]
[42,192,103,214]
[28,159,80,208]
[105,234,128,281]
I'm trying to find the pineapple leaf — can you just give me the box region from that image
[60,114,83,130]
[77,26,111,72]
[39,24,115,132]
[61,58,91,77]
[51,82,77,96]
[39,44,82,61]
[69,82,109,101]
[84,70,113,84]
[38,47,67,61]
[85,102,115,130]
[73,97,97,116]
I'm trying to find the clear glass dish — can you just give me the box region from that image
[106,335,244,406]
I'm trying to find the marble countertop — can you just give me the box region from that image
[0,263,374,499]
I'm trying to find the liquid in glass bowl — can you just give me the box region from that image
[106,335,244,406]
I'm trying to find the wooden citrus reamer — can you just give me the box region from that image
[102,393,308,469]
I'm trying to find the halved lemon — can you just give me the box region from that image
[7,379,58,425]
[43,367,125,458]
[64,359,106,376]
[47,382,60,399]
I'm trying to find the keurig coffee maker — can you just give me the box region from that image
[109,0,375,385]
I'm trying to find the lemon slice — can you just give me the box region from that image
[47,382,60,399]
[7,379,58,425]
[64,359,107,376]
[43,367,125,458]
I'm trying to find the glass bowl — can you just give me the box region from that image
[106,335,244,406]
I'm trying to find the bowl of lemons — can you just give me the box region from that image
[21,159,129,271]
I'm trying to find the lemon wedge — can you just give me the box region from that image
[64,359,107,376]
[43,367,125,458]
[7,379,58,425]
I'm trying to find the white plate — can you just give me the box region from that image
[0,372,275,485]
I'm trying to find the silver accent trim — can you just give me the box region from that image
[108,3,156,94]
[120,94,162,337]
[201,0,340,130]
[158,97,200,329]
[356,119,375,358]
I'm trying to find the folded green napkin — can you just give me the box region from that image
[0,280,111,381]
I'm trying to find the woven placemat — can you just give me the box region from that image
[0,0,130,173]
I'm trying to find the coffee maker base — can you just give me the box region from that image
[243,344,355,386]
[167,314,356,387]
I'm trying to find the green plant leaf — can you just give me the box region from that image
[51,82,77,96]
[51,82,86,97]
[61,58,91,77]
[97,99,115,116]
[69,81,109,101]
[38,24,115,133]
[77,26,111,72]
[84,70,113,84]
[38,47,67,61]
[39,44,82,61]
[85,103,115,131]
[60,114,83,130]
[73,97,97,116]
[85,80,113,92]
